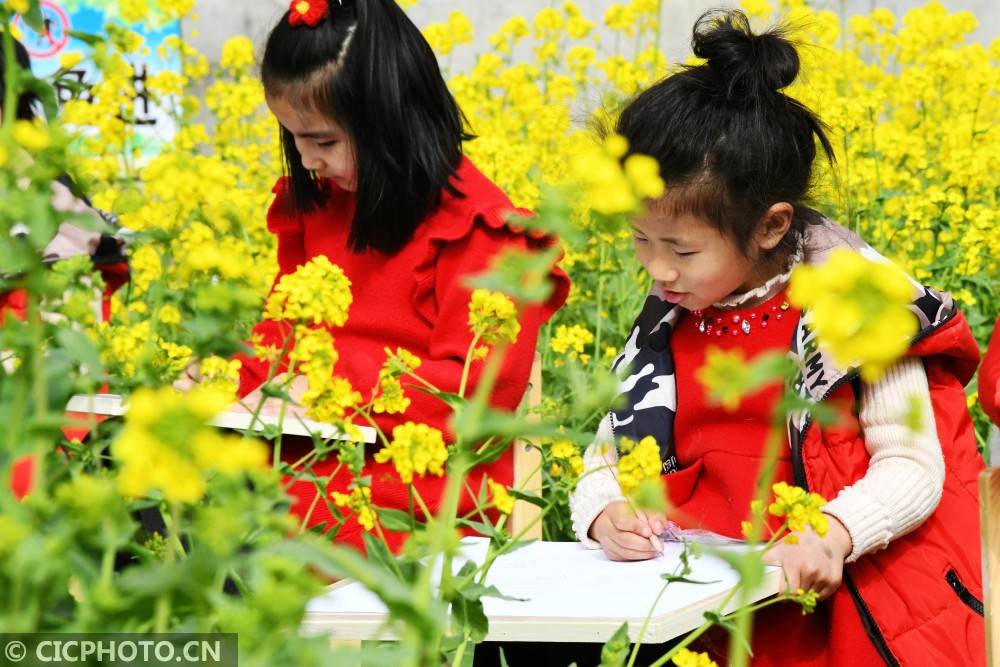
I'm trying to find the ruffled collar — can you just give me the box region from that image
[712,241,804,310]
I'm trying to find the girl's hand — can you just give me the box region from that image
[590,500,668,562]
[172,362,202,392]
[763,516,853,600]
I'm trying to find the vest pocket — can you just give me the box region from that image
[945,568,984,616]
[664,458,703,507]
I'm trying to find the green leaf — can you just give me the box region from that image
[362,532,401,579]
[68,30,104,46]
[466,247,561,305]
[456,518,499,539]
[599,622,630,667]
[708,547,765,592]
[268,539,444,639]
[21,2,45,33]
[54,327,103,374]
[409,387,465,411]
[507,488,546,509]
[459,581,526,603]
[450,402,589,447]
[376,508,415,533]
[704,610,753,657]
[450,596,489,643]
[659,573,719,586]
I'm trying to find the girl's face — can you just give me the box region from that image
[266,94,357,192]
[631,205,770,312]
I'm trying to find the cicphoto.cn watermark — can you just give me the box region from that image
[0,634,237,666]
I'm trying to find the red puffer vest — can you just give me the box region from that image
[786,308,984,665]
[776,222,985,665]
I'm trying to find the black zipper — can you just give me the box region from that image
[946,569,984,616]
[844,574,900,666]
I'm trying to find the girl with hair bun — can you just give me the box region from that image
[230,0,569,553]
[570,10,983,665]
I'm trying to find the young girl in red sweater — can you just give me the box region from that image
[570,10,983,665]
[228,0,568,551]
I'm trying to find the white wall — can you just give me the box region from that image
[190,0,998,65]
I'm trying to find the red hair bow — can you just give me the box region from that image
[289,0,329,28]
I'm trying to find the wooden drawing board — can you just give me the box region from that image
[65,393,377,443]
[302,537,781,644]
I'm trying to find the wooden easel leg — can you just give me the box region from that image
[981,469,1000,667]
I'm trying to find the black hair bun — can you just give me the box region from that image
[692,9,799,103]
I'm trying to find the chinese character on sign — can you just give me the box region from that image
[17,0,180,145]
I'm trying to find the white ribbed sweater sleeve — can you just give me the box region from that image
[568,358,945,560]
[822,356,944,562]
[568,414,625,549]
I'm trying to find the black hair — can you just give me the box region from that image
[261,0,473,255]
[616,9,835,266]
[0,37,40,121]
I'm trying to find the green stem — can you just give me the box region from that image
[626,576,671,667]
[592,243,606,371]
[411,484,434,524]
[297,462,344,534]
[458,333,482,399]
[100,540,115,588]
[153,503,182,632]
[451,631,471,667]
[646,620,714,667]
[2,14,19,129]
[270,360,298,469]
[728,411,788,667]
[27,294,49,500]
[418,455,469,661]
[241,328,296,444]
[649,576,748,667]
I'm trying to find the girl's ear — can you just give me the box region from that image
[755,202,793,251]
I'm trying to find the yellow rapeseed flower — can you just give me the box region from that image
[791,587,820,614]
[570,134,664,216]
[548,438,585,480]
[113,387,267,503]
[549,324,595,366]
[372,373,410,414]
[616,435,661,496]
[468,289,521,345]
[487,478,516,515]
[672,648,719,667]
[695,347,751,411]
[768,482,829,537]
[289,326,338,381]
[59,52,84,70]
[198,355,242,400]
[331,487,377,531]
[371,346,422,414]
[120,0,150,24]
[264,255,353,327]
[789,249,918,382]
[13,120,51,152]
[220,36,255,70]
[155,0,195,20]
[373,422,449,484]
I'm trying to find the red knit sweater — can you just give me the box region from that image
[669,289,798,536]
[234,157,569,552]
